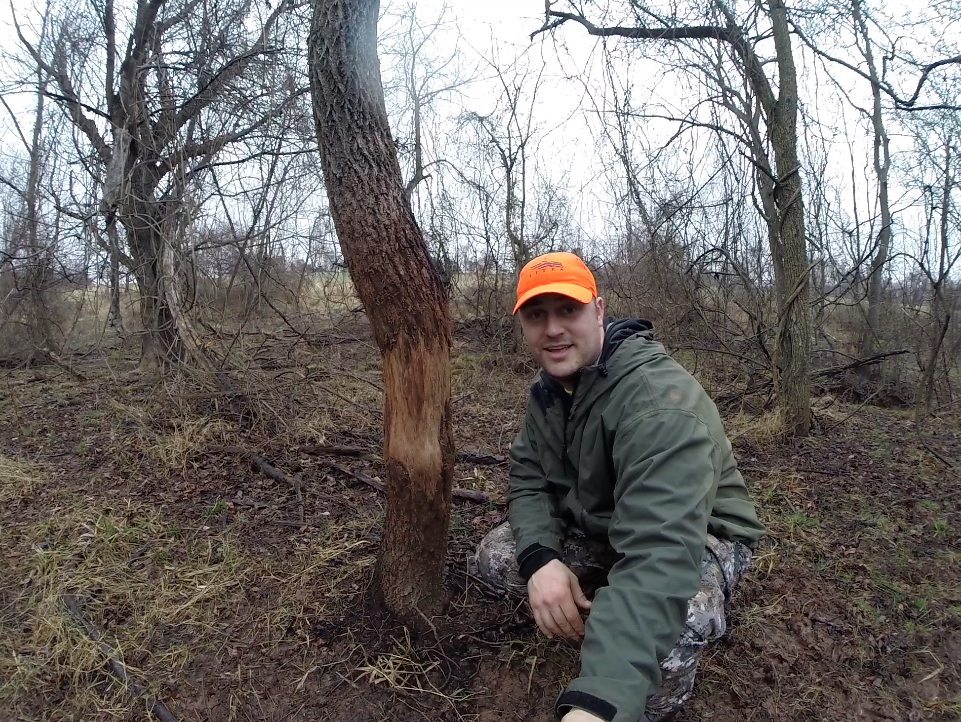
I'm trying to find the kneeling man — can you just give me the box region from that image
[476,252,765,722]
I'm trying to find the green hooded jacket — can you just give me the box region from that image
[508,319,765,722]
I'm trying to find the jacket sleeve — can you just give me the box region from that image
[557,408,716,722]
[507,414,566,580]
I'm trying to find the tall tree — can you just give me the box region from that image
[851,0,893,375]
[309,0,455,621]
[0,7,59,364]
[537,0,813,436]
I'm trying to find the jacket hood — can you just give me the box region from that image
[598,317,654,371]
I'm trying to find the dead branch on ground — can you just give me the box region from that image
[60,594,179,722]
[296,444,508,467]
[320,460,497,504]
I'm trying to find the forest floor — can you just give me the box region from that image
[1,322,960,722]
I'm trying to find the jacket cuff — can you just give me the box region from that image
[556,691,617,721]
[517,543,562,581]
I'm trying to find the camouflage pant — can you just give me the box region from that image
[474,522,753,722]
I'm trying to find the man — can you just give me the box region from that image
[475,252,765,722]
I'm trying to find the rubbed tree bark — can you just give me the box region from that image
[309,0,454,621]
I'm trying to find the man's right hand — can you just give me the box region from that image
[527,559,593,639]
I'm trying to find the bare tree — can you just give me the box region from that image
[0,9,61,364]
[309,0,455,621]
[460,60,547,273]
[850,0,893,376]
[13,0,304,369]
[536,0,813,436]
[912,130,960,418]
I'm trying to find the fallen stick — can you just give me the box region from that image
[222,447,305,522]
[298,444,508,467]
[457,451,508,466]
[60,594,179,722]
[295,444,379,461]
[320,460,497,504]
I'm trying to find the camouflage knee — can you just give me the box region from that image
[644,536,753,720]
[474,522,527,596]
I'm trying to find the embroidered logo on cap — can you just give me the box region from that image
[532,261,563,271]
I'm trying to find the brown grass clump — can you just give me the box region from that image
[0,464,380,722]
[0,498,248,718]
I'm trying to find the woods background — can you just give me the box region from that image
[1,1,960,720]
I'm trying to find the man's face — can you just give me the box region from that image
[517,293,605,381]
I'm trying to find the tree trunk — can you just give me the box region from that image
[854,0,892,380]
[767,0,812,436]
[124,212,191,369]
[309,0,454,622]
[23,76,54,361]
[917,142,953,420]
[106,219,125,333]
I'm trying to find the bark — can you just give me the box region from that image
[106,219,124,333]
[309,0,454,621]
[853,0,892,380]
[767,0,812,436]
[917,142,953,419]
[22,74,54,361]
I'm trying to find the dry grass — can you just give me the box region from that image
[0,471,381,722]
[725,410,784,443]
[0,500,246,717]
[0,454,44,504]
[107,397,234,474]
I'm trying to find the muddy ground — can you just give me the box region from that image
[1,327,959,721]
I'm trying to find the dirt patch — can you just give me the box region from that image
[1,340,959,722]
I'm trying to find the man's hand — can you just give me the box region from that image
[527,559,592,639]
[561,710,605,722]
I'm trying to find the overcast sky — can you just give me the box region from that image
[0,0,956,271]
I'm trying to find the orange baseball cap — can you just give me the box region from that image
[513,252,597,314]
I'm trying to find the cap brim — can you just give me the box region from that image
[512,283,595,314]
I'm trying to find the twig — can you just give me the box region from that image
[457,451,508,467]
[268,519,325,529]
[60,594,179,722]
[222,447,305,521]
[812,349,911,379]
[296,444,380,461]
[321,460,498,504]
[450,487,496,503]
[914,431,957,469]
[299,444,508,468]
[47,353,89,382]
[825,389,883,432]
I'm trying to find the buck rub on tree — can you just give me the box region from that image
[308,0,455,621]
